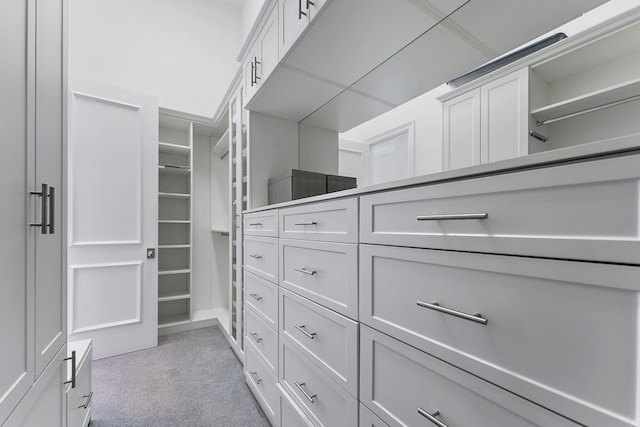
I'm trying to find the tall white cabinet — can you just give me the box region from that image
[1,0,68,425]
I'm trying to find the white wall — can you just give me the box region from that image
[69,0,244,118]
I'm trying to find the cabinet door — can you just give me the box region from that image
[34,0,66,377]
[259,9,279,84]
[307,0,330,24]
[442,88,480,170]
[0,0,34,423]
[480,67,529,164]
[279,0,310,61]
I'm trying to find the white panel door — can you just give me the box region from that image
[0,0,34,422]
[443,88,480,170]
[34,0,66,378]
[68,78,158,359]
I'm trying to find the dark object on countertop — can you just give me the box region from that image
[326,174,357,193]
[268,169,327,204]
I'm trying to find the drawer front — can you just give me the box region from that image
[245,209,278,237]
[280,239,358,319]
[360,153,640,264]
[279,384,314,427]
[360,404,388,427]
[244,235,278,283]
[280,197,358,243]
[280,338,358,427]
[246,307,279,375]
[67,345,92,427]
[245,270,278,330]
[246,341,280,425]
[360,244,640,427]
[360,325,579,427]
[280,288,358,396]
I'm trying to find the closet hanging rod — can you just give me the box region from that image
[537,93,640,126]
[221,150,229,160]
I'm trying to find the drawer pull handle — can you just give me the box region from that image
[79,392,93,409]
[417,300,488,325]
[250,371,262,384]
[295,381,316,403]
[63,350,77,389]
[294,267,317,276]
[418,408,447,427]
[294,221,317,226]
[416,213,488,221]
[295,325,316,339]
[248,222,262,226]
[249,293,262,301]
[250,332,262,343]
[249,254,262,259]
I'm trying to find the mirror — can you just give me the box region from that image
[300,0,639,188]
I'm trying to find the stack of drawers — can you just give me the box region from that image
[244,209,280,424]
[358,154,640,427]
[243,153,640,427]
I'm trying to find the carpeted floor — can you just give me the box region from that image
[89,326,271,427]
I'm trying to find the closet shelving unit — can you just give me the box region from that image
[158,116,193,329]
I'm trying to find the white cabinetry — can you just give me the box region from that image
[443,67,529,170]
[244,5,279,106]
[278,0,330,61]
[66,340,93,427]
[1,0,67,424]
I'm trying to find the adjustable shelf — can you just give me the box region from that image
[158,291,191,302]
[158,313,191,329]
[159,192,191,199]
[158,268,191,276]
[159,165,191,176]
[159,141,191,155]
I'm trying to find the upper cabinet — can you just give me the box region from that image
[244,5,280,107]
[238,0,607,132]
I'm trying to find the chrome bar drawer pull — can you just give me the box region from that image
[295,325,316,339]
[294,221,317,226]
[248,222,262,226]
[63,350,77,388]
[416,213,488,221]
[294,267,317,276]
[295,381,316,403]
[250,371,262,384]
[249,254,262,259]
[79,392,93,409]
[417,300,488,325]
[250,332,262,343]
[418,408,447,427]
[48,186,55,234]
[249,293,262,301]
[30,183,49,234]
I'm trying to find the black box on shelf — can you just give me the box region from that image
[326,174,357,193]
[268,169,327,204]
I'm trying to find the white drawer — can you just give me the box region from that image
[279,384,314,427]
[245,270,279,330]
[246,341,280,426]
[246,306,278,376]
[67,340,92,427]
[280,338,358,427]
[360,244,640,427]
[280,238,358,319]
[360,153,640,264]
[245,209,278,237]
[360,325,579,427]
[279,198,358,243]
[280,288,358,397]
[360,404,388,427]
[244,235,278,283]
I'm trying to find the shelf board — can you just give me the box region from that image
[158,268,191,276]
[159,165,190,176]
[158,220,191,224]
[158,292,191,302]
[158,244,191,249]
[159,142,190,155]
[242,176,248,184]
[158,313,191,329]
[242,148,248,157]
[211,227,230,234]
[531,77,640,123]
[158,192,191,199]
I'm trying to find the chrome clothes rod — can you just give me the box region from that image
[537,93,640,126]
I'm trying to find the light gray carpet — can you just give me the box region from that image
[89,327,271,427]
